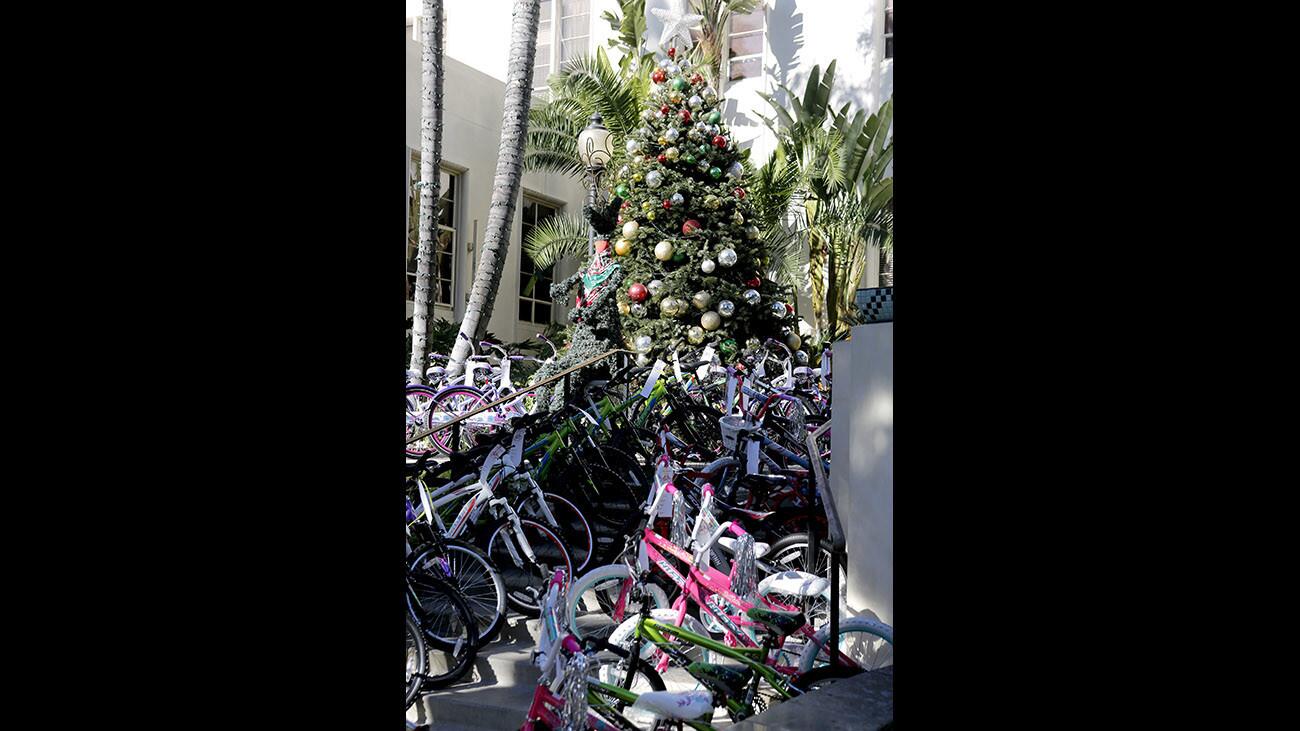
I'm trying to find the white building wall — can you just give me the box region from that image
[406,32,590,343]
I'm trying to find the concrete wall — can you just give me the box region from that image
[828,322,892,625]
[406,34,591,343]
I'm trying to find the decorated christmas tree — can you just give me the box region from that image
[607,46,797,364]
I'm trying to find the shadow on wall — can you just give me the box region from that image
[767,0,805,91]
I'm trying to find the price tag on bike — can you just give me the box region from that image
[640,358,667,399]
[697,345,715,380]
[673,352,684,384]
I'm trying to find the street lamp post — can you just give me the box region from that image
[576,112,613,258]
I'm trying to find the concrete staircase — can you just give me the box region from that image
[409,613,736,730]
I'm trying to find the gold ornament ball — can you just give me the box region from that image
[786,333,802,350]
[654,240,675,260]
[614,238,632,256]
[622,220,640,239]
[692,290,712,310]
[658,136,668,145]
[633,173,644,182]
[701,311,722,331]
[647,211,657,220]
[618,301,630,315]
[732,212,745,225]
[687,326,705,344]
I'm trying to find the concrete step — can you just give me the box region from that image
[410,613,737,730]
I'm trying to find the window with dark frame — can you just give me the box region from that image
[407,154,457,308]
[727,8,765,83]
[533,0,590,104]
[884,0,893,59]
[519,198,559,325]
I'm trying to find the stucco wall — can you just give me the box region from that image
[828,322,892,625]
[406,34,591,343]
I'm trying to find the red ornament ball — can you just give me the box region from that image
[682,219,702,236]
[786,302,795,315]
[621,200,631,209]
[746,276,762,288]
[691,73,704,85]
[628,283,649,302]
[657,153,668,164]
[733,187,746,199]
[595,239,610,253]
[661,105,671,115]
[662,199,672,209]
[712,135,728,148]
[680,109,692,123]
[667,47,676,59]
[652,69,666,84]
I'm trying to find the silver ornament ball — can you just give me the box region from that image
[743,288,761,305]
[717,299,735,317]
[718,248,738,267]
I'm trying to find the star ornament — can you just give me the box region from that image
[651,0,704,52]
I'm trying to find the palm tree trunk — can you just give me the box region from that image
[408,0,446,383]
[447,0,542,377]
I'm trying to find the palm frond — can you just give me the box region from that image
[523,213,590,270]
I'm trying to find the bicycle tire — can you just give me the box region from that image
[789,663,865,694]
[565,564,670,643]
[408,567,479,690]
[797,617,893,674]
[406,385,441,458]
[427,386,497,454]
[409,540,507,646]
[485,518,574,618]
[516,491,595,574]
[405,611,427,710]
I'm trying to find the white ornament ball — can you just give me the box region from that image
[718,248,738,267]
[743,288,761,305]
[622,220,640,239]
[636,353,652,366]
[645,170,664,188]
[692,291,712,310]
[654,240,675,261]
[648,279,664,296]
[701,258,716,273]
[717,299,735,317]
[701,311,722,331]
[626,138,641,153]
[635,335,654,353]
[687,326,705,344]
[727,161,744,179]
[665,127,680,142]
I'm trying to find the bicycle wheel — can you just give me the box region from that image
[516,491,595,574]
[797,617,893,674]
[405,612,427,710]
[428,386,496,454]
[485,519,573,618]
[406,385,440,458]
[566,564,670,643]
[410,541,506,646]
[408,568,479,689]
[559,462,643,532]
[763,533,845,630]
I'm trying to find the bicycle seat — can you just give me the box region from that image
[757,570,828,599]
[745,606,806,637]
[717,535,770,558]
[629,689,713,720]
[688,662,753,700]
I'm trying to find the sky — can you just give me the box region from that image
[408,0,514,82]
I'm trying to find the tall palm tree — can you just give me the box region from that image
[446,0,544,378]
[409,0,446,383]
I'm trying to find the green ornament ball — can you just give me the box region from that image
[683,153,696,164]
[709,166,723,179]
[616,184,630,198]
[707,110,722,124]
[672,249,688,263]
[671,77,689,91]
